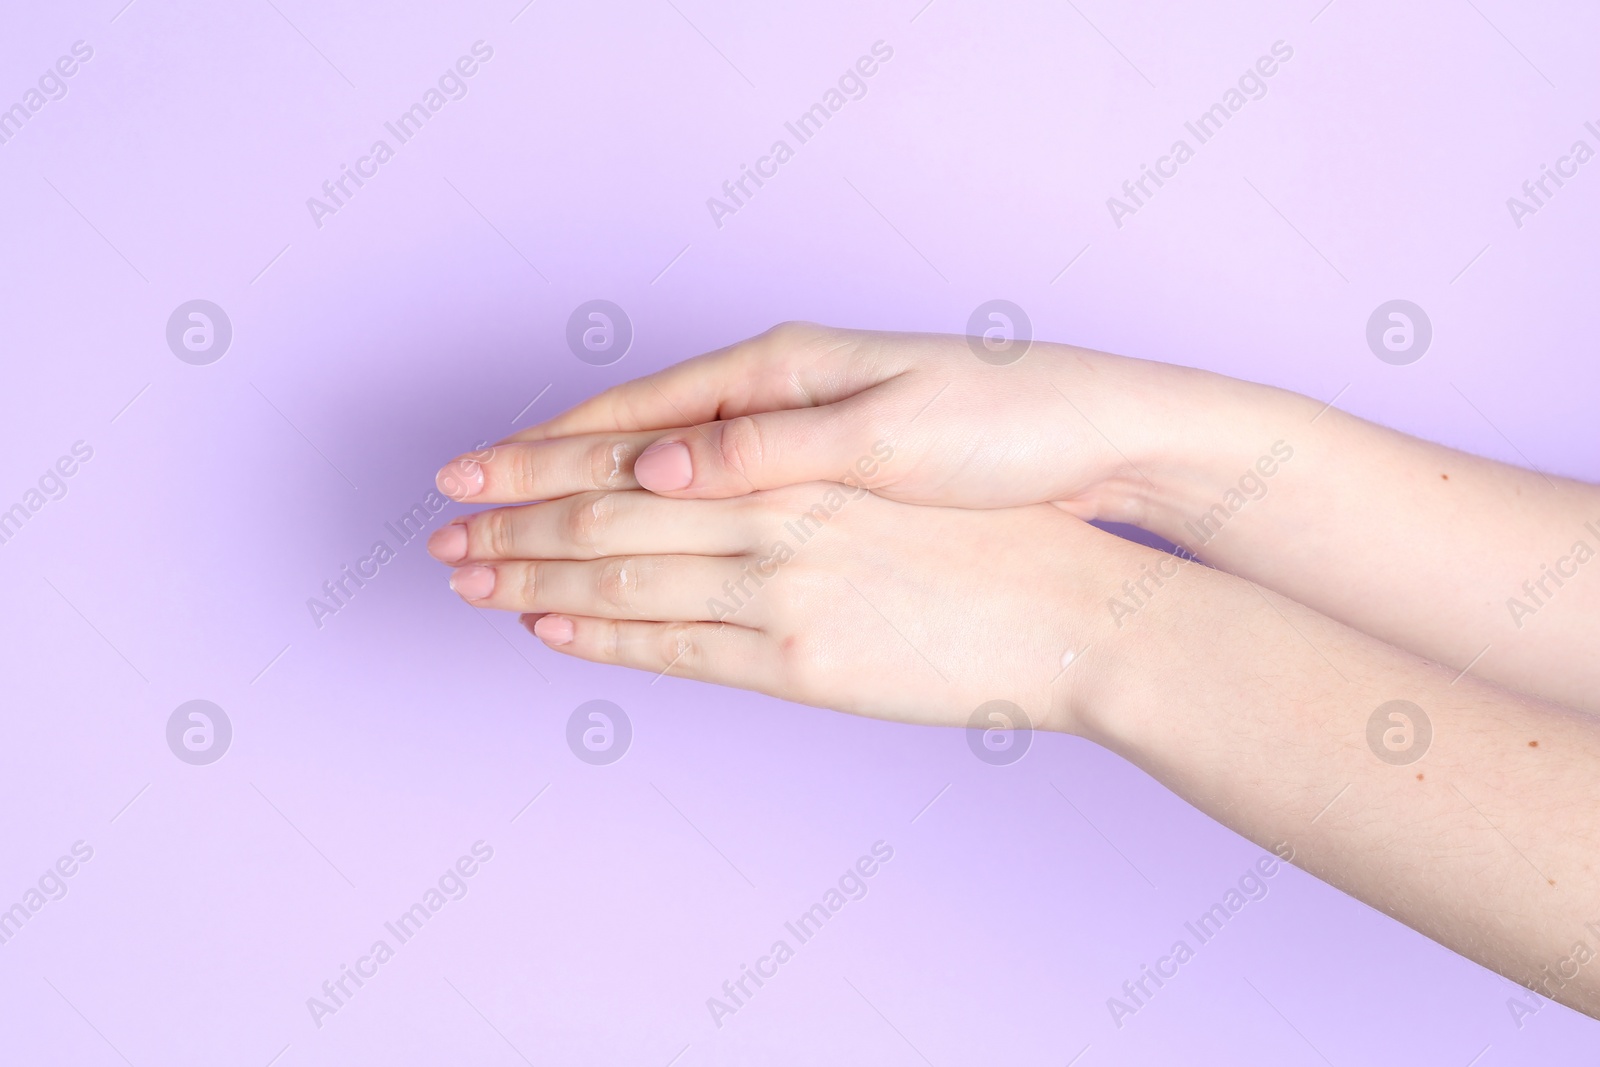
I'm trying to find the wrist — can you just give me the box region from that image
[1106,359,1318,553]
[1043,519,1209,740]
[1061,537,1245,750]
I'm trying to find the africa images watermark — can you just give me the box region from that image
[1503,518,1600,631]
[1178,438,1294,548]
[1106,40,1295,229]
[705,840,895,1030]
[706,40,895,230]
[1106,440,1294,627]
[1505,120,1600,230]
[305,41,495,229]
[0,841,95,948]
[0,40,95,147]
[305,489,451,628]
[704,440,894,622]
[305,442,493,629]
[566,699,632,766]
[1507,918,1600,1029]
[0,440,94,548]
[1107,844,1294,1029]
[305,840,495,1029]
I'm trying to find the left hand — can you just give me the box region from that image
[429,323,1249,528]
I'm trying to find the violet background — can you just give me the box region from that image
[3,0,1598,1063]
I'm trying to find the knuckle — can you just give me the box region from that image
[586,439,632,489]
[778,626,835,695]
[597,557,639,609]
[518,562,539,606]
[763,320,822,347]
[716,415,766,480]
[774,631,801,669]
[478,509,515,558]
[660,624,702,673]
[776,628,816,667]
[503,444,539,495]
[565,493,613,556]
[774,630,820,693]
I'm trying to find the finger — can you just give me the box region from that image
[426,491,760,563]
[434,432,663,504]
[439,397,884,504]
[522,614,778,689]
[446,555,755,622]
[630,397,887,499]
[502,322,903,443]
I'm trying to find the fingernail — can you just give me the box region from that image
[449,564,495,601]
[635,440,692,492]
[533,614,574,646]
[427,522,468,563]
[436,458,484,501]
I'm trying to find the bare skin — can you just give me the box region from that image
[431,323,1600,1018]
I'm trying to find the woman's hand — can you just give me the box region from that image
[425,480,1141,734]
[432,322,1252,528]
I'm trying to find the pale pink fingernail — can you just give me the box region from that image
[436,458,484,500]
[634,440,692,492]
[533,615,574,645]
[449,564,495,600]
[427,522,468,563]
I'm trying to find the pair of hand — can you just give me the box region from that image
[427,322,1201,735]
[430,323,1600,1022]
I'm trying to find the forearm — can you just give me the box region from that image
[1070,555,1600,1016]
[1091,354,1600,711]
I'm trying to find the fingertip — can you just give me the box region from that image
[426,521,468,563]
[436,457,485,501]
[532,614,575,646]
[448,564,495,601]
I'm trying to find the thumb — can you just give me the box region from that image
[633,404,876,498]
